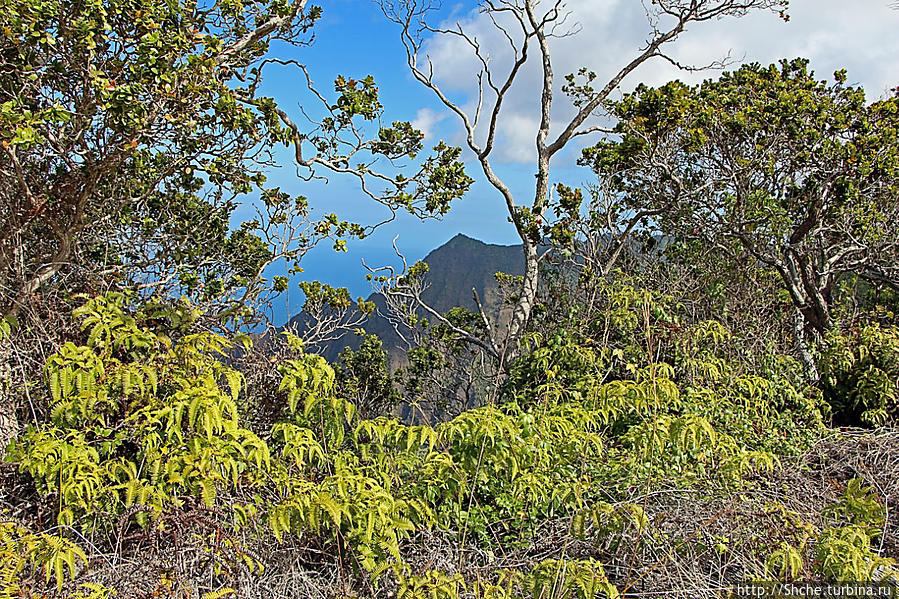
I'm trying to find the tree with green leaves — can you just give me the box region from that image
[582,59,899,374]
[0,0,318,321]
[0,0,472,327]
[335,334,402,419]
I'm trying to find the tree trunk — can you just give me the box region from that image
[793,308,820,381]
[502,240,540,368]
[2,214,81,321]
[778,249,834,379]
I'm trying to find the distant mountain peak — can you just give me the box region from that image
[440,233,480,247]
[286,232,525,365]
[432,233,519,254]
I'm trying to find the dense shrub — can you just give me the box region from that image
[1,294,895,597]
[819,322,899,425]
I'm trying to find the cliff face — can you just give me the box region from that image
[284,234,525,365]
[416,233,524,314]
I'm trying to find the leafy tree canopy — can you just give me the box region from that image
[582,59,899,337]
[0,0,324,319]
[0,0,472,326]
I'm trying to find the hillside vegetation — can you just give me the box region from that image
[2,0,899,598]
[2,286,898,597]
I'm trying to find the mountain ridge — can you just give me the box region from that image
[284,233,525,365]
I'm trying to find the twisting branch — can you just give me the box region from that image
[363,238,501,359]
[216,0,312,65]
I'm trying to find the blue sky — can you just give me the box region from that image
[249,0,899,325]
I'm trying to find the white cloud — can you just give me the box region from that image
[414,0,899,165]
[411,107,448,141]
[495,113,541,163]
